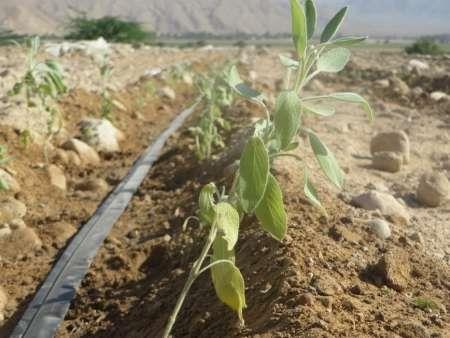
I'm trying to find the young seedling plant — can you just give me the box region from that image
[163,1,374,337]
[98,54,114,121]
[0,145,11,191]
[9,36,67,160]
[189,68,235,160]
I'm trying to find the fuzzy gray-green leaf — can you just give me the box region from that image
[238,136,269,213]
[302,102,336,117]
[321,6,348,43]
[329,92,374,122]
[227,66,265,103]
[304,168,327,215]
[290,0,308,57]
[274,91,301,150]
[317,48,351,73]
[308,131,344,189]
[255,174,287,241]
[305,0,317,40]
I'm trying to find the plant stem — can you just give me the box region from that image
[162,224,218,338]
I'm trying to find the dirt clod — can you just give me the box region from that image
[376,248,411,292]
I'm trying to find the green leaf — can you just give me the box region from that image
[215,202,240,250]
[0,178,9,191]
[329,92,374,122]
[302,102,336,117]
[226,66,265,103]
[284,141,299,151]
[321,6,348,43]
[211,238,246,323]
[238,136,269,213]
[199,183,217,224]
[273,91,301,150]
[255,174,287,241]
[305,0,317,40]
[303,168,327,215]
[308,131,344,189]
[279,54,299,69]
[290,0,308,57]
[324,36,367,47]
[317,47,351,73]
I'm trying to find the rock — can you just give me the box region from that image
[9,219,26,230]
[408,59,430,72]
[312,275,343,296]
[390,77,410,96]
[430,91,449,102]
[409,232,424,244]
[370,131,410,164]
[66,151,82,166]
[352,191,410,225]
[375,79,390,88]
[0,169,21,192]
[47,165,66,191]
[411,86,424,97]
[159,86,176,100]
[79,118,124,153]
[367,219,391,240]
[0,224,11,238]
[62,138,100,166]
[182,73,193,85]
[298,293,315,306]
[76,178,108,194]
[54,149,69,165]
[376,248,410,292]
[0,197,27,223]
[417,172,449,207]
[0,286,7,321]
[0,226,42,257]
[372,151,403,173]
[112,100,127,111]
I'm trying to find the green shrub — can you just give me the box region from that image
[405,38,443,55]
[65,16,155,43]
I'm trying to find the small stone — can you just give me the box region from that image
[312,275,343,296]
[79,118,124,153]
[417,172,449,207]
[172,268,185,277]
[390,77,410,96]
[367,219,391,240]
[66,151,81,166]
[375,79,390,88]
[112,100,127,111]
[298,293,314,306]
[0,286,7,321]
[376,248,410,292]
[9,219,26,230]
[127,229,139,239]
[430,91,449,102]
[163,234,172,243]
[159,86,176,100]
[370,131,410,164]
[0,224,11,238]
[352,191,410,225]
[409,232,424,244]
[62,138,100,166]
[0,169,21,193]
[372,152,403,173]
[0,226,42,258]
[47,165,67,191]
[0,197,27,223]
[408,59,429,72]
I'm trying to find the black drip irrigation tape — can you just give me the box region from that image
[11,99,200,338]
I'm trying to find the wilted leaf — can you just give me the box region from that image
[317,47,351,73]
[211,238,246,323]
[308,131,344,189]
[321,7,348,43]
[305,0,317,40]
[199,183,217,224]
[273,91,301,150]
[238,137,269,212]
[303,168,327,215]
[215,202,240,250]
[255,174,287,241]
[290,0,308,57]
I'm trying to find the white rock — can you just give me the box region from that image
[182,73,193,85]
[79,118,124,153]
[62,138,100,165]
[0,224,11,239]
[352,191,410,225]
[417,172,449,207]
[47,164,67,191]
[112,100,127,112]
[370,131,410,164]
[408,59,430,71]
[372,151,403,173]
[0,286,7,321]
[0,169,21,193]
[390,77,410,96]
[159,86,176,100]
[367,219,391,240]
[430,91,449,102]
[375,79,390,88]
[0,197,27,223]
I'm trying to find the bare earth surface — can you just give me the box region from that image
[0,44,449,337]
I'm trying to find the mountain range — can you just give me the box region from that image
[0,0,449,38]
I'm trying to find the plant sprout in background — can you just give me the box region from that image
[98,54,114,121]
[8,36,67,161]
[189,68,234,160]
[0,145,11,191]
[163,1,374,337]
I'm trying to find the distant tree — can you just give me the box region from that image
[65,15,155,43]
[405,38,443,55]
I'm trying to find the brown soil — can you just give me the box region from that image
[56,104,449,338]
[0,75,195,337]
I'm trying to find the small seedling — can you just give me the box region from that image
[189,69,234,160]
[9,36,67,160]
[163,1,373,336]
[98,55,114,121]
[413,297,440,312]
[0,145,11,191]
